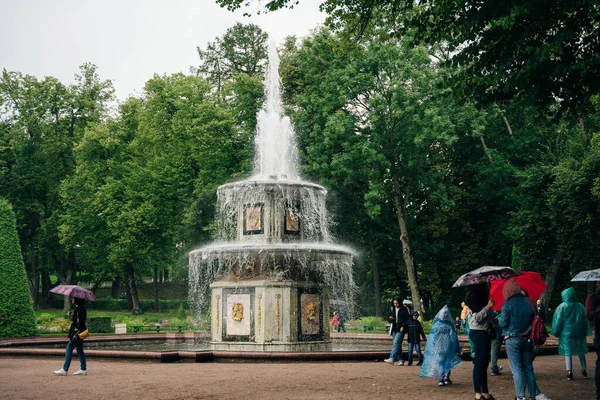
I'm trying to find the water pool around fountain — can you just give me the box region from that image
[188,43,358,352]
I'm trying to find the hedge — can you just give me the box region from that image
[88,317,112,333]
[44,297,190,313]
[0,199,37,338]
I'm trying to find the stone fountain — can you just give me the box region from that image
[189,44,356,352]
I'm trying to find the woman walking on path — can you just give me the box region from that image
[466,284,496,400]
[331,312,339,332]
[53,297,87,376]
[551,287,591,380]
[420,306,462,386]
[384,296,409,365]
[500,278,550,400]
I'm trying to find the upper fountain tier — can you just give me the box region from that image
[216,178,333,244]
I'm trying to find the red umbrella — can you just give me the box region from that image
[489,271,546,311]
[50,285,97,301]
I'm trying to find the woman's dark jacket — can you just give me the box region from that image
[68,305,87,340]
[406,319,426,344]
[387,306,409,334]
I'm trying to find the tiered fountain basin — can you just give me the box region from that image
[188,178,356,352]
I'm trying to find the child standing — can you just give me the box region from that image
[331,312,339,332]
[420,306,463,386]
[407,311,427,366]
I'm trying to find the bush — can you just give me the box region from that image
[359,316,386,332]
[0,199,37,338]
[176,303,186,319]
[36,313,55,325]
[87,316,112,333]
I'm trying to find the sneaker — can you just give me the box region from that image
[416,361,423,366]
[384,358,394,364]
[582,369,588,378]
[73,369,87,376]
[438,380,446,386]
[567,370,573,380]
[397,361,405,366]
[444,378,453,385]
[53,368,67,376]
[407,360,413,366]
[535,394,551,400]
[498,366,504,371]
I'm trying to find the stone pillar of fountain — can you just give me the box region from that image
[188,43,355,352]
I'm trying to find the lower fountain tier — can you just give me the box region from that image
[210,280,332,352]
[189,242,354,281]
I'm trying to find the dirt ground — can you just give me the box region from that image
[0,354,595,400]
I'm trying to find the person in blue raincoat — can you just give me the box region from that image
[420,306,463,386]
[551,287,591,380]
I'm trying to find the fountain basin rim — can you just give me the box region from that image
[189,242,356,257]
[218,178,327,193]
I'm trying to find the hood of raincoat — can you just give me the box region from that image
[433,305,454,326]
[561,287,577,303]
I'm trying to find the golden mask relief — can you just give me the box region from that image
[305,302,318,321]
[231,303,244,321]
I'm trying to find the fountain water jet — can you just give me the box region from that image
[189,43,356,352]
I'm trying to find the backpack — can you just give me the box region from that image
[530,315,548,346]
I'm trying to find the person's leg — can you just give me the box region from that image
[505,337,526,399]
[62,340,75,371]
[579,353,588,372]
[490,338,501,372]
[389,331,401,361]
[76,340,86,371]
[407,342,414,363]
[416,342,423,363]
[397,331,406,362]
[521,338,537,400]
[595,333,600,400]
[566,355,573,372]
[472,330,490,394]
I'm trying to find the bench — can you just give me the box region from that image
[131,324,185,333]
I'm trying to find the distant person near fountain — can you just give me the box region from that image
[384,296,410,365]
[337,311,346,333]
[331,312,339,332]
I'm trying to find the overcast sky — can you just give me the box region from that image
[0,0,325,100]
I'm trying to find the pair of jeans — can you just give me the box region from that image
[469,329,491,394]
[565,354,587,371]
[407,342,423,363]
[389,331,405,362]
[505,336,536,399]
[63,337,86,371]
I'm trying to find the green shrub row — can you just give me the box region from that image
[43,298,190,313]
[87,316,112,333]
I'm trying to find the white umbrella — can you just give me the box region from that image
[571,268,600,282]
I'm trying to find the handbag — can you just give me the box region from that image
[78,329,89,339]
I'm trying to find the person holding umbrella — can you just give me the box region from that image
[50,285,95,376]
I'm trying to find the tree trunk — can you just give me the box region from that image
[27,255,40,310]
[164,269,169,281]
[153,265,159,313]
[41,269,52,298]
[539,249,565,310]
[367,230,383,317]
[500,113,513,137]
[479,136,495,166]
[124,263,141,314]
[390,163,424,315]
[111,275,120,299]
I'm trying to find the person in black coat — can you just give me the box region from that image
[406,311,427,365]
[54,297,87,376]
[384,296,410,365]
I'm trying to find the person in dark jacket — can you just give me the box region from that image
[384,296,410,365]
[535,299,546,321]
[585,281,600,400]
[54,297,87,376]
[406,311,427,366]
